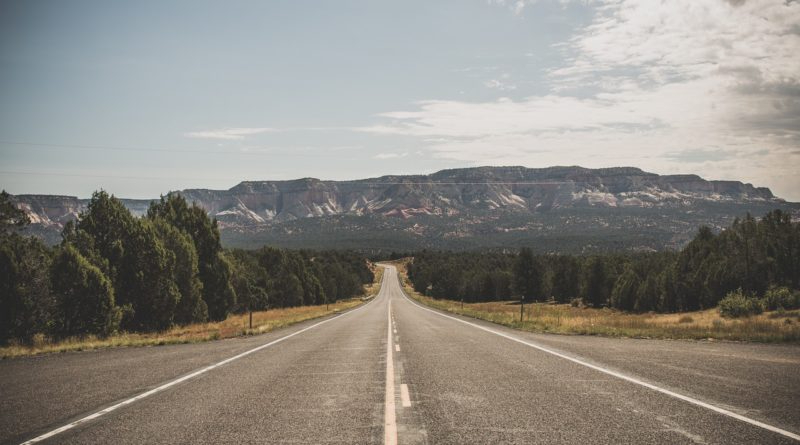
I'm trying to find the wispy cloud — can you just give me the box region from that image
[484,74,517,91]
[184,127,274,140]
[373,152,409,160]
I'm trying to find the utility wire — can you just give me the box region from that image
[0,170,573,186]
[0,140,346,158]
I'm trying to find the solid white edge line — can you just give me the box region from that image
[20,296,379,445]
[385,303,398,445]
[397,273,800,442]
[400,384,411,408]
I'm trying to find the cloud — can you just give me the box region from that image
[488,0,538,16]
[361,0,800,199]
[485,76,517,91]
[374,152,409,160]
[184,127,274,140]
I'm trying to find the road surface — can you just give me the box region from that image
[1,265,798,444]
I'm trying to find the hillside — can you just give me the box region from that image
[12,166,798,252]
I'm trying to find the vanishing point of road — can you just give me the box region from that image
[2,265,799,444]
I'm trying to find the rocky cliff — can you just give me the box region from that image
[11,166,795,252]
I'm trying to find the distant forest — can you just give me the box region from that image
[0,191,373,344]
[407,209,800,313]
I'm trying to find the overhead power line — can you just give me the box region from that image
[0,140,341,158]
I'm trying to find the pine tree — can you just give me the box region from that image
[51,245,120,337]
[584,257,608,308]
[513,247,542,301]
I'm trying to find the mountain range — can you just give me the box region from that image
[12,166,799,253]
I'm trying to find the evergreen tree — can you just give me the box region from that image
[117,219,181,331]
[513,247,542,301]
[74,191,136,281]
[0,202,53,343]
[584,257,608,307]
[148,194,236,320]
[0,190,30,234]
[51,245,120,337]
[634,273,659,312]
[153,219,207,324]
[610,266,638,311]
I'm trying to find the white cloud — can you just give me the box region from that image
[484,77,517,91]
[361,0,800,199]
[374,152,409,160]
[184,127,274,140]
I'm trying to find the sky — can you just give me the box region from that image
[1,0,798,200]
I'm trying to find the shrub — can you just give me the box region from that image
[719,289,764,318]
[678,315,694,324]
[763,287,798,311]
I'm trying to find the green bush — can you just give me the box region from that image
[719,289,764,318]
[763,287,798,310]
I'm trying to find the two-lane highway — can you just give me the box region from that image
[2,265,799,444]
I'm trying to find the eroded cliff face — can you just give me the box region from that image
[168,166,780,226]
[11,166,793,251]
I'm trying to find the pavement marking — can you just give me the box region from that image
[395,344,401,352]
[400,287,800,442]
[19,296,379,445]
[385,303,398,445]
[400,384,412,408]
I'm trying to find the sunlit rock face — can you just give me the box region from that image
[12,166,794,252]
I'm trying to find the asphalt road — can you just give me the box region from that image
[1,265,799,444]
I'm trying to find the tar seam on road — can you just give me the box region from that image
[398,276,800,442]
[385,303,398,445]
[18,296,379,445]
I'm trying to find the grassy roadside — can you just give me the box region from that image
[1,264,385,359]
[394,261,800,343]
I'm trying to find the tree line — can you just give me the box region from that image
[0,191,373,344]
[407,209,800,313]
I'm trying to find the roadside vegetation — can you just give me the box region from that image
[400,209,800,342]
[398,262,800,343]
[0,190,375,356]
[407,210,799,314]
[1,263,382,358]
[0,298,369,358]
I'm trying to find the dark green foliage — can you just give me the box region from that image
[0,190,375,343]
[763,286,799,311]
[152,219,208,324]
[635,273,660,312]
[407,250,513,302]
[201,253,236,321]
[0,235,54,343]
[408,209,799,314]
[50,245,120,337]
[513,247,542,301]
[610,267,638,311]
[549,255,580,303]
[2,198,797,344]
[148,194,236,320]
[583,257,610,308]
[226,247,372,310]
[0,190,30,234]
[116,219,181,331]
[719,289,764,318]
[73,191,136,281]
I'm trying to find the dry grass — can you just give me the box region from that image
[1,264,384,359]
[394,261,800,343]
